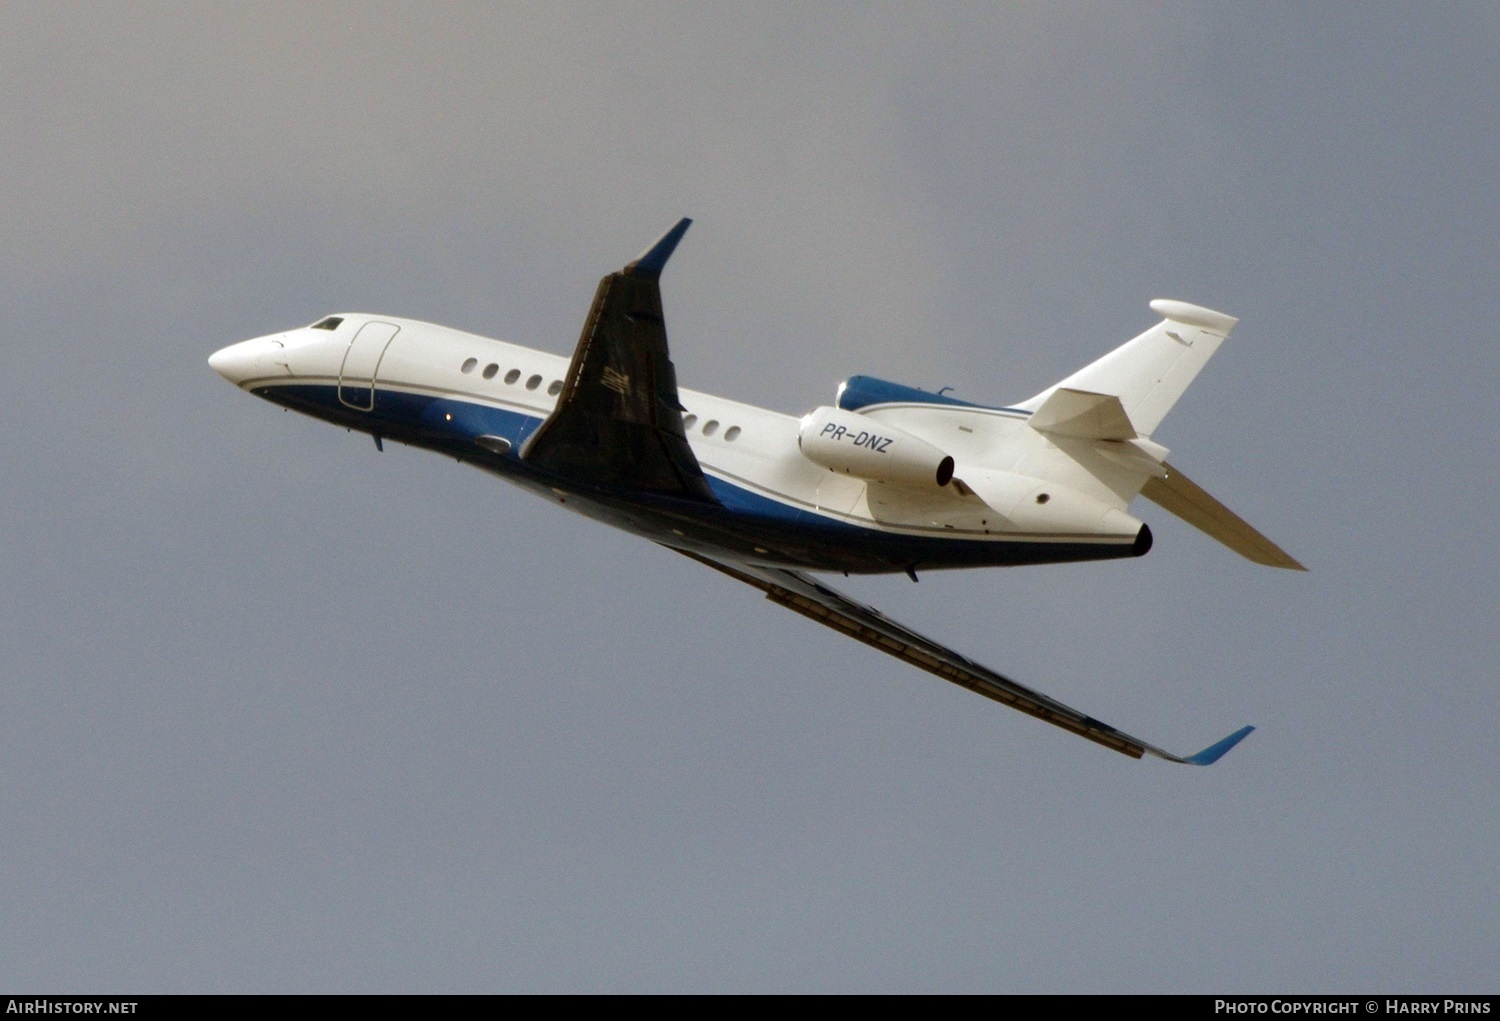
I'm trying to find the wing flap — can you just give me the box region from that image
[522,218,717,502]
[1141,462,1305,570]
[679,549,1252,764]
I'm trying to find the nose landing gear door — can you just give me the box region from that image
[338,321,401,411]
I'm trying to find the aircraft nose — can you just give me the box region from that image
[208,336,286,386]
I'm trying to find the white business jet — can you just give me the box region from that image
[210,218,1302,764]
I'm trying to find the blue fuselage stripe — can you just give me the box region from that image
[252,382,1138,573]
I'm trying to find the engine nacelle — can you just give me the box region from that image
[797,406,955,488]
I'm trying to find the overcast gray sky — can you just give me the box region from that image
[2,2,1496,992]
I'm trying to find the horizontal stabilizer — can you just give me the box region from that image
[1029,387,1137,440]
[1141,463,1305,570]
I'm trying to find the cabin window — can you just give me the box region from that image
[547,380,563,396]
[504,369,521,385]
[482,363,499,379]
[702,420,719,437]
[682,414,698,430]
[724,426,741,442]
[461,358,478,374]
[525,374,542,391]
[311,316,343,330]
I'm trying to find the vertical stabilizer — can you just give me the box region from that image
[1018,300,1237,437]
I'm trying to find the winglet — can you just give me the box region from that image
[1180,724,1255,765]
[625,217,692,279]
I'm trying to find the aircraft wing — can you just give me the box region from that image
[678,550,1253,764]
[522,218,718,502]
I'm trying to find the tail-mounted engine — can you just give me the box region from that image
[797,406,954,488]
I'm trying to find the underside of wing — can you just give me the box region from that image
[677,549,1253,765]
[523,218,717,502]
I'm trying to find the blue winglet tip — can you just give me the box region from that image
[1184,725,1255,766]
[626,217,692,278]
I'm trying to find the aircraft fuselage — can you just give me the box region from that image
[209,314,1148,575]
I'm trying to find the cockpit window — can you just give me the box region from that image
[311,316,344,331]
